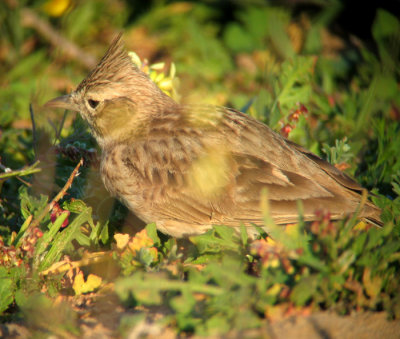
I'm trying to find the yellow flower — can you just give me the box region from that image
[129,52,179,100]
[73,270,102,295]
[42,0,71,17]
[128,229,154,254]
[114,233,130,250]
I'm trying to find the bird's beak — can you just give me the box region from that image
[44,94,79,111]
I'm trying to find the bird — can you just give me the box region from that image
[45,34,382,238]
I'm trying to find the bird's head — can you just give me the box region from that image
[45,34,176,147]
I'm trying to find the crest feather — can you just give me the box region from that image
[76,33,136,92]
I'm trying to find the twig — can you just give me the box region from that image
[40,251,111,276]
[27,158,83,232]
[0,160,41,180]
[17,177,32,186]
[29,103,37,156]
[20,8,97,69]
[47,117,58,137]
[55,110,69,143]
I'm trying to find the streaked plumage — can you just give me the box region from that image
[45,34,382,237]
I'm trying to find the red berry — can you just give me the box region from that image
[280,124,293,138]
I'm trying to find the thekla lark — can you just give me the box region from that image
[46,34,382,237]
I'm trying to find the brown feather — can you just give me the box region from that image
[45,35,383,237]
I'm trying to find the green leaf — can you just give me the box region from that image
[19,186,48,220]
[290,275,319,306]
[264,7,294,59]
[115,272,162,305]
[372,10,400,41]
[298,254,328,272]
[337,250,356,274]
[374,74,398,99]
[190,226,242,254]
[38,207,93,271]
[62,199,88,214]
[74,230,91,247]
[352,232,367,255]
[99,221,109,245]
[6,51,46,82]
[0,268,14,314]
[204,315,230,335]
[213,225,235,241]
[145,223,160,246]
[34,213,68,257]
[115,271,223,307]
[239,224,248,246]
[266,56,315,129]
[137,247,156,267]
[170,288,196,315]
[224,23,255,53]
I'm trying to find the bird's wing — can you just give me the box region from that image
[284,139,364,192]
[121,106,380,229]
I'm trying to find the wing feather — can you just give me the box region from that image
[116,105,381,231]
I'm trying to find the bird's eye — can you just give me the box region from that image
[88,99,99,109]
